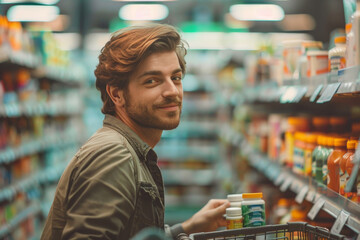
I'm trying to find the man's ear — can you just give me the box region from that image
[106,85,125,107]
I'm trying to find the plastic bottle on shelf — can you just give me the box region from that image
[321,136,334,185]
[327,138,348,192]
[226,207,243,229]
[285,117,310,169]
[345,141,360,203]
[304,133,317,177]
[241,192,266,227]
[351,0,360,66]
[340,140,356,196]
[351,122,360,140]
[328,36,347,72]
[306,50,329,77]
[345,23,355,68]
[293,132,306,175]
[313,135,324,179]
[298,41,323,79]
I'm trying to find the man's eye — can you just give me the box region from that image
[172,76,182,81]
[145,79,156,84]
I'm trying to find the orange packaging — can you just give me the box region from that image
[339,140,356,196]
[327,138,348,192]
[285,117,309,168]
[345,141,360,203]
[304,133,317,176]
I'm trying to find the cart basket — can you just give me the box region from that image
[189,222,345,240]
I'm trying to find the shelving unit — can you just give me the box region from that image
[223,126,360,233]
[220,72,360,236]
[0,27,87,238]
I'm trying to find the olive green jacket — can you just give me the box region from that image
[40,114,183,239]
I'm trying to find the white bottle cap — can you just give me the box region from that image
[226,207,242,217]
[227,194,243,202]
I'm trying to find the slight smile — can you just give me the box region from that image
[158,104,180,111]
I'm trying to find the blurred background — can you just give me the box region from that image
[1,0,360,239]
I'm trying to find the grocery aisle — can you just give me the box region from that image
[0,0,359,239]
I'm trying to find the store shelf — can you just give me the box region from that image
[0,162,68,202]
[155,143,219,162]
[221,125,360,235]
[239,66,360,104]
[162,169,216,186]
[0,129,85,164]
[0,93,83,117]
[0,47,40,69]
[33,65,86,86]
[162,121,219,139]
[0,202,41,238]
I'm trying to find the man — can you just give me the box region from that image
[41,23,229,240]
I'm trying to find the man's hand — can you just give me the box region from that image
[181,199,230,235]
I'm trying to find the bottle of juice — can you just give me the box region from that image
[327,138,348,192]
[340,140,356,196]
[304,133,317,177]
[345,141,360,203]
[322,137,334,185]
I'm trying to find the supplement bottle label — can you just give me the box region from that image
[242,204,265,227]
[226,218,243,229]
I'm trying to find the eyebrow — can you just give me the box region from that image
[138,68,183,79]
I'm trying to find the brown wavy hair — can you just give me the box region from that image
[94,23,187,115]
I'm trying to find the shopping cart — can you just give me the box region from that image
[189,222,345,240]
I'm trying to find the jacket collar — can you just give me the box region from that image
[103,114,157,162]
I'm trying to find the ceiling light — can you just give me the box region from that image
[119,4,169,21]
[7,5,59,22]
[230,4,285,21]
[1,0,59,4]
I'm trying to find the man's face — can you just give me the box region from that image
[123,51,183,130]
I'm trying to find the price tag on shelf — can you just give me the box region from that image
[317,83,341,103]
[275,172,286,186]
[331,210,349,234]
[307,197,325,220]
[295,185,309,204]
[310,84,323,102]
[280,177,293,192]
[306,190,316,202]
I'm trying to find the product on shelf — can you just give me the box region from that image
[327,137,348,192]
[340,140,356,196]
[304,133,317,177]
[282,40,302,80]
[293,132,306,175]
[329,36,347,72]
[350,1,360,66]
[345,23,355,68]
[241,192,265,227]
[285,117,310,169]
[345,140,360,203]
[306,50,328,77]
[298,41,323,79]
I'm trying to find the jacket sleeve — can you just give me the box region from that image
[61,142,137,240]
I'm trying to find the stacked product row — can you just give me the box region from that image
[244,114,359,204]
[0,15,86,239]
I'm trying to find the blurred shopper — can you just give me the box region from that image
[41,23,229,240]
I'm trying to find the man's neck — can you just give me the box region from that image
[115,113,162,148]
